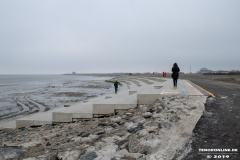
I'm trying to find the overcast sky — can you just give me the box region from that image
[0,0,239,74]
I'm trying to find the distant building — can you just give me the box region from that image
[215,70,229,73]
[197,68,212,73]
[72,72,76,75]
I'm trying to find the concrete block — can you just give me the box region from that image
[72,113,93,119]
[137,94,162,104]
[16,120,34,128]
[115,104,137,109]
[92,104,115,114]
[52,112,72,122]
[0,120,16,129]
[34,120,52,126]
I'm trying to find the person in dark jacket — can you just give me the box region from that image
[171,63,180,87]
[114,81,118,93]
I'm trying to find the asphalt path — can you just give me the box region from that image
[178,75,240,160]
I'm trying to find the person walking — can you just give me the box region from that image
[114,81,118,93]
[171,63,180,87]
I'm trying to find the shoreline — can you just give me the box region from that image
[0,75,116,127]
[0,75,212,159]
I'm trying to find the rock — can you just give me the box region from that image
[79,152,98,160]
[110,116,121,122]
[81,133,90,137]
[148,108,155,113]
[144,115,152,118]
[125,113,133,117]
[57,150,81,160]
[82,137,92,143]
[56,133,62,137]
[128,127,142,134]
[158,121,172,129]
[105,127,113,132]
[156,107,162,113]
[89,134,98,140]
[117,139,129,148]
[46,142,51,146]
[143,112,152,118]
[37,152,58,160]
[162,104,166,109]
[138,123,143,128]
[128,136,140,153]
[98,122,108,126]
[109,123,117,128]
[96,135,104,141]
[121,115,127,119]
[115,121,124,125]
[78,132,84,136]
[94,130,105,135]
[36,143,41,147]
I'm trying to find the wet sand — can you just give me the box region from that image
[0,76,114,122]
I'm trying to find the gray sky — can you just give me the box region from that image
[0,0,240,74]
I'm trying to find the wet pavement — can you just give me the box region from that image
[180,75,240,160]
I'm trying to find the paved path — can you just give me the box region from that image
[180,76,240,160]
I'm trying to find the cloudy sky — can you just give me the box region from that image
[0,0,239,74]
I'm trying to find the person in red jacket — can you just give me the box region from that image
[164,72,167,77]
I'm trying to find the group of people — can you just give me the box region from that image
[113,63,180,93]
[162,72,167,77]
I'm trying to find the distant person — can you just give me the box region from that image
[114,81,118,93]
[163,72,164,77]
[171,63,180,87]
[164,72,167,77]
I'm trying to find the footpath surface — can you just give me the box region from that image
[179,75,240,160]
